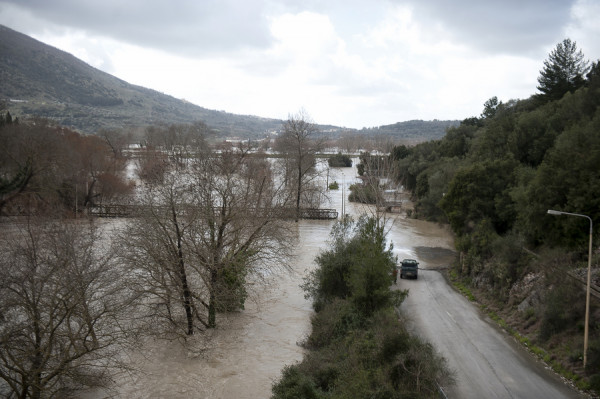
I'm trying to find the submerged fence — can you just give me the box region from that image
[89,204,338,220]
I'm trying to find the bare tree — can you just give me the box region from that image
[123,145,294,335]
[98,128,131,161]
[274,110,326,221]
[336,131,362,154]
[0,119,131,216]
[0,219,135,398]
[143,122,209,167]
[351,151,401,225]
[122,170,199,336]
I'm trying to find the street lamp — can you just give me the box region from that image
[341,172,345,218]
[547,209,594,368]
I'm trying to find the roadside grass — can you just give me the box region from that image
[447,270,476,302]
[447,269,591,392]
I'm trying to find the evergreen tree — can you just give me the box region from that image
[536,38,589,103]
[481,96,500,119]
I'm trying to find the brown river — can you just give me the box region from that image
[84,164,456,399]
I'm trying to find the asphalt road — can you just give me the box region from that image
[397,262,586,398]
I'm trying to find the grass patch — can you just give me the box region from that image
[448,270,476,302]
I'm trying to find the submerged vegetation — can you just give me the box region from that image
[0,110,322,396]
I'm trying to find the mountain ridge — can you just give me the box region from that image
[0,24,458,140]
[0,24,285,137]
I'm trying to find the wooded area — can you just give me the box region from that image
[0,109,330,396]
[386,39,600,389]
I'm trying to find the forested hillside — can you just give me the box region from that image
[360,119,459,142]
[391,39,600,389]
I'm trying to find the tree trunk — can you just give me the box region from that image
[178,257,194,335]
[295,162,302,222]
[172,204,194,335]
[32,321,42,399]
[208,269,218,328]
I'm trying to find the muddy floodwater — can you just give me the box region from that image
[84,165,455,399]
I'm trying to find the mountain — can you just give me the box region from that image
[0,25,458,140]
[0,25,283,137]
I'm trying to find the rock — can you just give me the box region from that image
[510,272,543,310]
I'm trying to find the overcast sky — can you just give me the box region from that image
[1,0,598,128]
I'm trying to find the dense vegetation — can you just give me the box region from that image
[272,216,451,398]
[0,116,132,216]
[390,39,600,386]
[360,119,460,142]
[327,152,352,167]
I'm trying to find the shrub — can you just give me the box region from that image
[348,183,378,204]
[274,216,451,398]
[328,152,353,167]
[539,280,585,341]
[271,366,320,399]
[302,216,400,315]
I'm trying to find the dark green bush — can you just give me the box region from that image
[271,366,321,399]
[348,183,378,204]
[273,217,451,398]
[328,152,353,167]
[302,216,399,315]
[539,280,585,341]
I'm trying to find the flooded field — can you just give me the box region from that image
[83,164,456,399]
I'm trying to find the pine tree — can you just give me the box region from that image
[536,38,589,103]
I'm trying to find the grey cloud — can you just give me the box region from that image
[0,0,274,56]
[399,0,577,56]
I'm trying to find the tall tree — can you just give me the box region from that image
[480,96,500,119]
[0,220,134,398]
[537,38,590,103]
[124,145,294,334]
[274,110,325,221]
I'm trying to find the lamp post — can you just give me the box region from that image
[547,209,593,368]
[341,173,345,218]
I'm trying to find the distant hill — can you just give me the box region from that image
[0,25,284,137]
[0,25,458,140]
[360,119,460,142]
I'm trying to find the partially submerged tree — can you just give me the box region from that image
[124,145,294,334]
[0,219,135,398]
[143,122,209,165]
[0,118,131,216]
[352,151,400,222]
[274,110,326,221]
[303,215,402,314]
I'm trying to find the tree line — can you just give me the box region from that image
[0,108,330,397]
[386,39,600,385]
